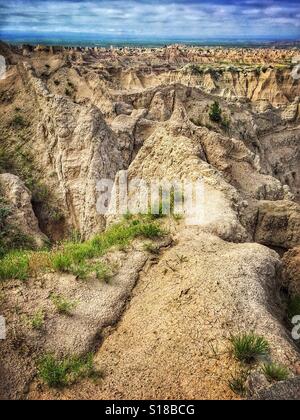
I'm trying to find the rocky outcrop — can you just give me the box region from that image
[0,173,47,247]
[23,64,125,239]
[250,377,300,400]
[282,247,300,297]
[254,201,300,249]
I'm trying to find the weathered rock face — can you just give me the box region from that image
[282,247,300,297]
[254,201,300,249]
[121,104,249,243]
[23,64,125,239]
[0,173,47,247]
[1,44,300,239]
[250,377,300,400]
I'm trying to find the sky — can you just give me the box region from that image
[0,0,300,40]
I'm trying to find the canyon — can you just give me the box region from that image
[0,42,300,400]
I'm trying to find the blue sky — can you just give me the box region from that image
[0,0,300,39]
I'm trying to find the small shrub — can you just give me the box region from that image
[287,295,300,320]
[37,353,95,388]
[28,252,51,275]
[65,88,71,96]
[51,294,77,315]
[262,363,289,382]
[209,101,222,123]
[54,80,60,86]
[230,333,270,364]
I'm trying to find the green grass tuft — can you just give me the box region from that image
[29,310,45,330]
[143,242,160,254]
[0,251,30,281]
[94,262,113,283]
[51,253,73,272]
[38,353,95,388]
[51,294,77,315]
[262,363,289,382]
[230,333,270,364]
[0,218,164,281]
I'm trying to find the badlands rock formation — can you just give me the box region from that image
[0,173,46,248]
[0,42,300,400]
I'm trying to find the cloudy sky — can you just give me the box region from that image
[0,0,300,39]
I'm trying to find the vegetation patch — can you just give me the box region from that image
[230,333,270,364]
[51,294,77,315]
[38,353,96,388]
[24,310,45,330]
[0,218,164,281]
[0,251,31,281]
[262,363,289,382]
[209,101,231,130]
[209,101,223,123]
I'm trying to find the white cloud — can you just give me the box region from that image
[0,0,299,38]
